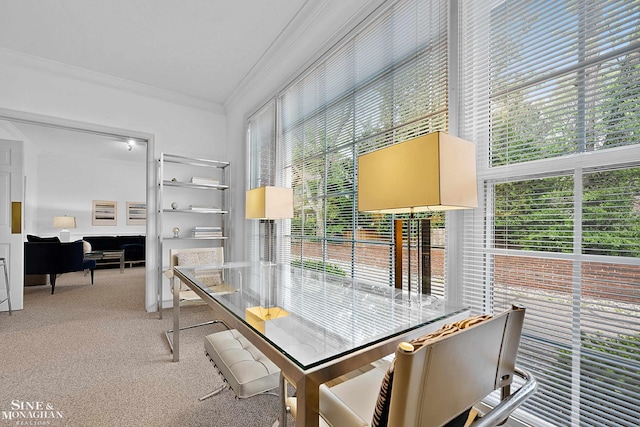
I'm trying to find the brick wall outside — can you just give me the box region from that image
[494,255,639,303]
[291,240,444,276]
[291,241,639,304]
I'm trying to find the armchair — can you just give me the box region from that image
[24,240,96,294]
[285,305,536,427]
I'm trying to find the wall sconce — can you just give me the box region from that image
[358,131,478,298]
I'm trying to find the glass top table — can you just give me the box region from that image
[84,249,125,273]
[172,261,469,426]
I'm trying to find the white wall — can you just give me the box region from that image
[0,50,226,158]
[0,49,226,312]
[35,152,146,240]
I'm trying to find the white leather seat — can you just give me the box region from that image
[204,329,281,399]
[320,361,390,427]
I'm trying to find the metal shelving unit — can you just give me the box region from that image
[157,153,230,317]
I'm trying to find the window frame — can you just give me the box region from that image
[247,1,640,425]
[459,1,640,426]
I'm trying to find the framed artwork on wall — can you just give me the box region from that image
[126,202,146,225]
[92,200,117,225]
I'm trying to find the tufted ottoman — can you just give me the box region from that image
[204,329,280,399]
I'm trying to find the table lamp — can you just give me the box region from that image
[245,186,293,316]
[357,131,477,298]
[245,185,294,263]
[53,215,76,242]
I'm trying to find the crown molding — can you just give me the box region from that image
[222,0,325,110]
[223,0,387,114]
[0,47,225,115]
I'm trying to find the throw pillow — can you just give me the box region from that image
[27,234,60,243]
[82,240,92,254]
[176,250,219,266]
[371,314,492,427]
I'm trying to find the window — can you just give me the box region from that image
[248,0,640,424]
[247,100,277,261]
[248,100,277,189]
[278,0,449,290]
[461,1,640,426]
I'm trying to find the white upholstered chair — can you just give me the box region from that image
[202,329,281,401]
[285,305,536,427]
[164,247,233,352]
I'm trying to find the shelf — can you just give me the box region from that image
[165,236,228,241]
[162,209,228,214]
[162,180,229,190]
[158,152,230,319]
[161,153,229,169]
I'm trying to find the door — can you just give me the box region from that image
[0,139,23,311]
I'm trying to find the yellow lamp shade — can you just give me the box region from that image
[357,132,478,213]
[245,186,294,219]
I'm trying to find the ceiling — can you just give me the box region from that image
[0,0,309,106]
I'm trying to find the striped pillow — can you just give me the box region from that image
[371,315,491,427]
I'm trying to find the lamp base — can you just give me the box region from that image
[59,229,71,242]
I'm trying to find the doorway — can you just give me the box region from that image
[0,108,156,312]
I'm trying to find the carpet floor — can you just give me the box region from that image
[0,267,288,426]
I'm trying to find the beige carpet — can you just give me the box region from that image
[0,267,286,426]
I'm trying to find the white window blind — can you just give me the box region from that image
[460,1,640,426]
[248,100,277,188]
[247,100,277,261]
[278,0,449,290]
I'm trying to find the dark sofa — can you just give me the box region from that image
[83,235,145,268]
[24,238,96,294]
